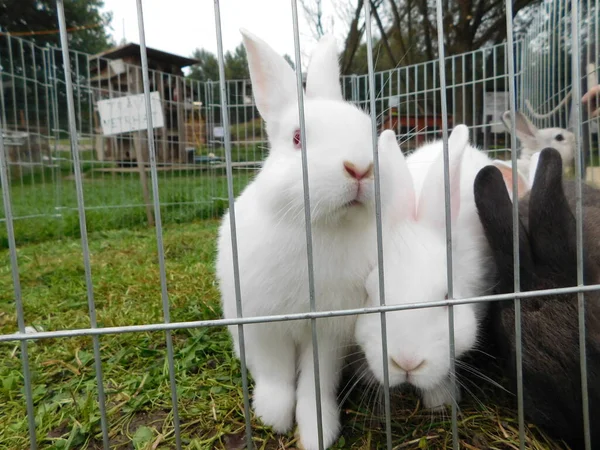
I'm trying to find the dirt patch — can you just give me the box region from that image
[47,421,70,439]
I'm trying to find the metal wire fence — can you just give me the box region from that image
[0,0,599,449]
[0,17,532,249]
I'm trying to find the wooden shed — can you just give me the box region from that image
[89,43,203,166]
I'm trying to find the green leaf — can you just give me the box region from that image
[210,385,223,395]
[2,375,17,392]
[132,426,154,449]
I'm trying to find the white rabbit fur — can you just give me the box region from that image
[501,110,575,179]
[216,30,401,450]
[354,126,531,409]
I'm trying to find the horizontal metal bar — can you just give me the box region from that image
[2,283,600,343]
[0,213,62,222]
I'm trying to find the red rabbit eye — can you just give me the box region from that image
[293,129,301,149]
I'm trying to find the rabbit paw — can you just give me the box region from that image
[253,380,295,433]
[295,396,340,450]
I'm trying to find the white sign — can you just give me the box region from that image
[97,91,164,136]
[484,92,510,133]
[213,126,224,138]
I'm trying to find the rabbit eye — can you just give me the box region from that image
[293,129,301,149]
[555,134,565,142]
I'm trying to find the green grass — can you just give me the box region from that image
[0,167,251,249]
[0,222,568,449]
[199,143,267,163]
[229,118,264,142]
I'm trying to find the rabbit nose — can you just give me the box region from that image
[390,357,425,373]
[343,161,374,180]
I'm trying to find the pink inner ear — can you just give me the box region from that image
[293,129,301,149]
[494,162,527,198]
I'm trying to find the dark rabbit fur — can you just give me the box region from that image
[474,147,600,450]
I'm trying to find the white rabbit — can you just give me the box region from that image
[500,110,575,179]
[354,126,531,410]
[216,30,400,450]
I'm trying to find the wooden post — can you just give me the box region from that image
[134,131,155,227]
[132,66,155,227]
[176,76,186,163]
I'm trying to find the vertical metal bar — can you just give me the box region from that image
[50,48,63,225]
[405,66,410,146]
[570,0,591,447]
[493,46,498,152]
[472,52,476,145]
[461,54,466,129]
[452,57,457,126]
[20,39,32,181]
[13,37,24,186]
[7,34,18,130]
[425,62,429,140]
[433,61,438,139]
[483,50,488,151]
[504,1,525,448]
[551,0,559,126]
[364,1,392,448]
[31,42,44,185]
[0,65,38,450]
[433,1,458,448]
[212,2,254,449]
[413,65,418,141]
[595,0,599,180]
[86,54,94,188]
[55,2,110,448]
[586,0,593,174]
[43,47,55,191]
[133,1,182,447]
[75,54,83,138]
[290,1,324,448]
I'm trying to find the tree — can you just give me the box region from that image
[0,1,112,133]
[320,0,542,126]
[187,49,219,82]
[301,0,335,40]
[224,44,249,80]
[283,54,296,70]
[0,0,113,54]
[188,44,249,82]
[334,0,541,73]
[187,44,252,125]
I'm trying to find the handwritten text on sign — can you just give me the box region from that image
[97,91,165,135]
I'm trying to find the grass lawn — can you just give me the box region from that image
[0,221,567,450]
[0,168,252,249]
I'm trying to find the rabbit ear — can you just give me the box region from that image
[528,148,577,278]
[528,151,541,188]
[240,28,298,123]
[305,35,344,102]
[379,130,415,221]
[501,110,513,132]
[503,111,540,153]
[491,160,530,200]
[514,111,539,137]
[417,125,469,227]
[474,165,533,287]
[503,111,539,139]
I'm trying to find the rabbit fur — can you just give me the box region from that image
[474,147,600,450]
[501,110,575,179]
[354,126,533,409]
[216,30,402,450]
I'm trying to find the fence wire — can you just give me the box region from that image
[0,0,598,449]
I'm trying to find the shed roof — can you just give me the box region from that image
[92,43,199,68]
